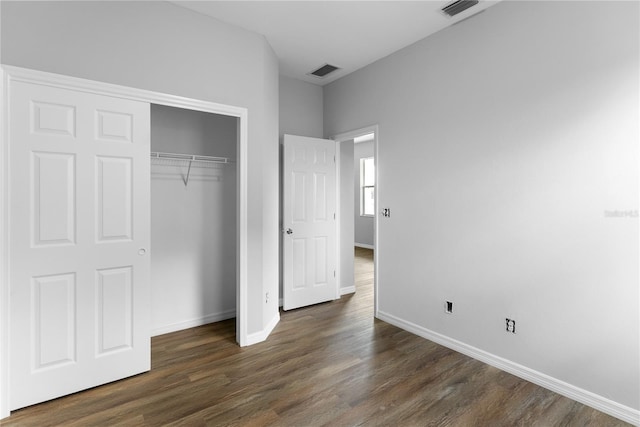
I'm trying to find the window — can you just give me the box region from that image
[360,157,375,217]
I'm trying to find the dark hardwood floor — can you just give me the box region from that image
[1,247,629,426]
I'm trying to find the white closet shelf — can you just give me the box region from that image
[150,151,234,186]
[150,151,234,165]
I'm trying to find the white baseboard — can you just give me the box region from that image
[355,243,374,249]
[376,311,640,426]
[152,309,236,337]
[340,286,356,295]
[245,312,280,346]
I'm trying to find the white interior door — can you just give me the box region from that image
[283,135,337,310]
[9,81,150,410]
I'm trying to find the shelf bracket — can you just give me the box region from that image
[184,159,193,186]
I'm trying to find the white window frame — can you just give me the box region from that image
[360,156,375,217]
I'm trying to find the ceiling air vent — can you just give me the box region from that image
[442,0,479,17]
[309,64,340,79]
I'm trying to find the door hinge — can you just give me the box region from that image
[334,155,336,163]
[334,270,336,277]
[333,212,336,220]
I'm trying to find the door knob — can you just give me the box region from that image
[138,248,147,256]
[286,228,293,235]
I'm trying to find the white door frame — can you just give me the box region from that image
[332,125,379,316]
[0,65,250,419]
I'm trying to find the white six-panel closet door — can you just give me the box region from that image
[9,81,151,410]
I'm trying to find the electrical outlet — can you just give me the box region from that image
[265,292,269,304]
[445,301,453,314]
[506,318,516,333]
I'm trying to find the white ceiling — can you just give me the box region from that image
[172,1,502,86]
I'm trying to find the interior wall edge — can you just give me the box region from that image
[0,64,9,421]
[245,311,280,346]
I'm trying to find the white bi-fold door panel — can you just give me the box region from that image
[283,135,337,311]
[9,81,150,410]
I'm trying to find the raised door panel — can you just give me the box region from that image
[31,101,76,137]
[96,267,133,356]
[292,239,306,290]
[96,156,133,242]
[313,237,328,286]
[32,273,77,371]
[292,172,307,223]
[95,110,133,143]
[31,152,76,246]
[313,144,328,166]
[313,173,327,222]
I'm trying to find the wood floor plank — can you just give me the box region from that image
[0,248,630,426]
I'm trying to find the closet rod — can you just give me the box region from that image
[150,151,232,164]
[150,151,233,186]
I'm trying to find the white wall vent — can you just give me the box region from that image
[442,0,479,17]
[308,64,340,79]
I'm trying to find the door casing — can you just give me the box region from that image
[0,65,250,419]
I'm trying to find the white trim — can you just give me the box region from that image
[340,286,356,296]
[376,311,640,426]
[151,309,236,337]
[0,67,9,420]
[353,132,375,144]
[1,65,243,118]
[0,65,250,416]
[354,243,374,250]
[373,128,379,317]
[334,139,342,301]
[332,125,378,144]
[245,312,280,346]
[236,108,249,347]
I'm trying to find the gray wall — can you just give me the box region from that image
[150,105,237,335]
[1,0,280,336]
[324,0,639,412]
[261,41,280,328]
[279,75,323,139]
[151,105,238,158]
[354,140,374,247]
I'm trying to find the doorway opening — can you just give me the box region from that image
[334,125,378,316]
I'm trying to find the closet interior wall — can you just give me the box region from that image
[150,104,238,336]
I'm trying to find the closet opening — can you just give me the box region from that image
[149,104,238,337]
